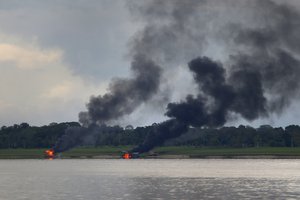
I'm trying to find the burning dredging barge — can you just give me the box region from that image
[44,149,55,159]
[121,152,140,159]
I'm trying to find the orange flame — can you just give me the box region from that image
[45,149,55,158]
[122,153,132,159]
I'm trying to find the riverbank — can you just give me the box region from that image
[1,146,300,159]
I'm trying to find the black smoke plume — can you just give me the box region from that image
[132,119,188,153]
[54,0,300,153]
[53,126,87,153]
[133,56,267,153]
[130,0,300,153]
[53,53,162,152]
[53,124,124,153]
[79,54,161,126]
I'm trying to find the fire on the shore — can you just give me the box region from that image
[45,149,55,159]
[122,152,132,159]
[121,152,140,159]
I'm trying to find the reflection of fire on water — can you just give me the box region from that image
[45,149,55,159]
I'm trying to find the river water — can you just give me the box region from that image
[0,159,299,200]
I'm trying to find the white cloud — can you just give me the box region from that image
[0,0,137,80]
[42,81,73,100]
[0,37,108,126]
[0,43,62,70]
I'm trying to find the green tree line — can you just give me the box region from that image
[1,122,300,149]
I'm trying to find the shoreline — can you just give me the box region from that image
[60,154,300,159]
[1,146,300,159]
[1,155,300,159]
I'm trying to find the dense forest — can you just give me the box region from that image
[0,122,300,149]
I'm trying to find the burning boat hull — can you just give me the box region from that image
[121,152,139,159]
[44,149,55,159]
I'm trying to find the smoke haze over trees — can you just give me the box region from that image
[1,122,300,149]
[80,0,300,124]
[52,0,300,153]
[129,0,300,152]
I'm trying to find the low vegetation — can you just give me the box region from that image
[1,146,300,159]
[1,122,300,158]
[2,123,300,149]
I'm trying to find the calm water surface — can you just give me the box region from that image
[0,159,299,200]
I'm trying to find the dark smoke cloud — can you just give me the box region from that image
[53,126,87,153]
[127,0,206,64]
[134,56,266,153]
[130,0,300,153]
[166,57,235,126]
[166,95,209,127]
[79,0,300,128]
[166,56,267,127]
[132,119,188,153]
[79,0,210,127]
[229,70,266,120]
[53,124,123,153]
[55,0,300,153]
[228,0,300,112]
[78,0,207,126]
[79,54,161,126]
[59,53,162,151]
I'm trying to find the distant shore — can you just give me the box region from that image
[1,146,300,159]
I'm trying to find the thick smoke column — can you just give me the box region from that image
[132,119,188,153]
[78,0,206,126]
[132,0,300,153]
[79,54,161,126]
[53,0,208,152]
[54,53,162,152]
[55,0,300,153]
[53,126,88,153]
[134,56,260,153]
[134,52,300,153]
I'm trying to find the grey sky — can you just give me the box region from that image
[0,0,299,127]
[0,0,138,126]
[0,0,137,80]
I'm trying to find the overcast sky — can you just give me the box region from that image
[0,0,300,128]
[0,0,139,126]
